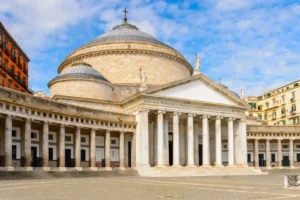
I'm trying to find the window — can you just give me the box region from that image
[49,134,54,141]
[295,83,299,87]
[4,59,8,70]
[271,154,276,162]
[1,74,5,86]
[291,92,295,101]
[111,139,117,145]
[0,53,2,66]
[258,114,262,120]
[5,39,8,50]
[65,136,72,142]
[49,148,54,161]
[283,144,289,149]
[281,95,285,104]
[266,93,271,98]
[0,33,2,45]
[12,130,17,137]
[291,106,296,114]
[264,114,268,120]
[265,102,269,109]
[12,145,17,160]
[272,99,276,106]
[31,132,37,139]
[297,154,300,162]
[249,103,256,109]
[272,112,276,118]
[282,120,286,125]
[81,149,86,161]
[281,109,286,114]
[296,145,300,149]
[81,137,86,143]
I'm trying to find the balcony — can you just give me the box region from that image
[291,98,295,102]
[281,113,286,117]
[290,110,297,115]
[11,56,16,62]
[272,116,276,120]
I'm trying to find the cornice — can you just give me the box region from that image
[58,48,193,74]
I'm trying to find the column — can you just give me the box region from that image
[156,110,165,167]
[42,121,50,171]
[137,109,150,167]
[172,112,181,167]
[266,139,271,169]
[4,115,13,171]
[90,129,96,170]
[74,127,82,170]
[277,139,282,169]
[254,139,259,169]
[179,122,186,166]
[119,130,125,170]
[202,115,210,167]
[187,114,195,167]
[105,130,111,170]
[24,119,32,170]
[59,124,66,171]
[215,116,223,167]
[131,132,136,168]
[290,139,295,169]
[227,118,235,167]
[235,119,248,167]
[163,117,169,166]
[194,123,199,166]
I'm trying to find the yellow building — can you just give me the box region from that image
[246,80,300,125]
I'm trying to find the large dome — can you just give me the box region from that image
[83,21,172,49]
[57,18,193,87]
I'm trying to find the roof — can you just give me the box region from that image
[48,62,110,85]
[81,20,173,49]
[0,22,30,61]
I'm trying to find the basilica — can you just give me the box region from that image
[0,14,299,176]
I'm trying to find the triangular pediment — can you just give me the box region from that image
[145,74,247,107]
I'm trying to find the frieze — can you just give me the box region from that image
[144,98,241,113]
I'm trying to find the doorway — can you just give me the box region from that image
[65,149,73,167]
[169,141,173,166]
[282,155,289,166]
[259,154,265,166]
[199,144,203,165]
[128,141,132,167]
[31,146,38,167]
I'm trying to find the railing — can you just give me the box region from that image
[291,98,295,102]
[290,110,296,115]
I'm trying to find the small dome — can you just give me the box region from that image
[49,62,109,84]
[81,21,172,49]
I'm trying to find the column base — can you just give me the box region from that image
[186,164,197,168]
[58,167,68,172]
[139,164,151,168]
[235,164,248,168]
[201,164,212,168]
[119,167,126,171]
[171,164,182,168]
[74,167,83,171]
[42,167,51,171]
[214,164,224,168]
[89,167,98,171]
[278,166,283,169]
[105,167,112,171]
[4,166,14,171]
[226,164,236,168]
[155,164,168,168]
[24,167,33,171]
[290,166,296,169]
[266,166,272,169]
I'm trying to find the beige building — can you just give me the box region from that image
[246,80,300,125]
[0,14,299,176]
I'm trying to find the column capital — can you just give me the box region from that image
[60,124,65,128]
[25,118,33,123]
[277,138,283,141]
[227,117,235,121]
[120,130,125,134]
[157,110,166,114]
[139,109,150,114]
[106,129,111,134]
[76,126,81,130]
[201,115,210,119]
[187,113,196,117]
[43,121,50,125]
[215,116,223,120]
[290,138,295,141]
[173,112,181,116]
[6,114,12,118]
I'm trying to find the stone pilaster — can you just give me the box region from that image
[58,124,67,171]
[119,131,125,170]
[215,116,223,167]
[42,121,50,171]
[187,114,196,167]
[254,139,259,169]
[172,112,181,167]
[74,127,82,171]
[266,139,271,169]
[202,115,210,167]
[277,139,282,169]
[24,118,32,171]
[290,139,295,169]
[227,118,235,167]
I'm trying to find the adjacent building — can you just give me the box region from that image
[0,22,31,94]
[246,80,300,125]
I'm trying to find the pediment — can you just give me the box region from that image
[146,75,247,107]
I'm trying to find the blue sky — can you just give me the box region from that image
[0,0,299,96]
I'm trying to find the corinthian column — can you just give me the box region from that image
[90,129,97,171]
[290,139,295,169]
[105,130,112,170]
[42,121,50,171]
[266,139,271,169]
[215,116,223,167]
[4,115,13,171]
[58,124,67,171]
[119,130,125,170]
[227,118,235,167]
[156,110,166,167]
[254,139,259,169]
[24,118,33,171]
[277,139,282,169]
[202,115,210,167]
[187,114,196,167]
[172,112,181,167]
[74,127,82,171]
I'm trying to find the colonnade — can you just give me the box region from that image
[2,114,134,171]
[253,138,295,169]
[136,109,248,168]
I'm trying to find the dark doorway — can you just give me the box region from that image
[65,149,72,167]
[247,153,251,163]
[12,145,17,160]
[128,141,132,167]
[199,144,203,165]
[282,155,289,166]
[169,141,173,166]
[31,146,38,167]
[81,149,86,162]
[259,154,265,166]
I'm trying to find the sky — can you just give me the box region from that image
[0,0,299,97]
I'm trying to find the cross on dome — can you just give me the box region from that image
[123,8,129,22]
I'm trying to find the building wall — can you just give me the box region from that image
[0,23,30,93]
[246,80,300,125]
[59,43,192,86]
